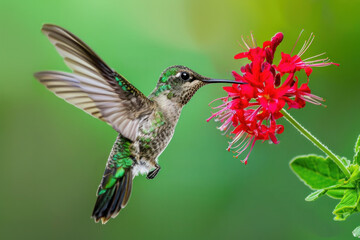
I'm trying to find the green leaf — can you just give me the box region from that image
[349,165,360,182]
[354,135,360,165]
[305,189,326,201]
[327,189,347,199]
[326,182,356,199]
[290,155,346,190]
[333,189,359,221]
[341,157,351,167]
[353,226,360,238]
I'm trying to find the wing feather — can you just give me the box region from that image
[35,24,155,141]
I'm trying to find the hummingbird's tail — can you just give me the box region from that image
[92,167,133,224]
[92,135,134,224]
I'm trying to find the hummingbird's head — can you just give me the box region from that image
[150,65,245,105]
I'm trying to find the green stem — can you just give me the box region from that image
[280,109,351,178]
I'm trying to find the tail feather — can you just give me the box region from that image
[92,168,133,224]
[108,171,128,217]
[122,175,133,209]
[110,170,131,215]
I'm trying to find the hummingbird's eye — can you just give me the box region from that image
[180,72,190,81]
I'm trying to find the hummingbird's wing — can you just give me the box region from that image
[34,24,155,141]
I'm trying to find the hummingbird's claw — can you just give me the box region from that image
[147,165,161,180]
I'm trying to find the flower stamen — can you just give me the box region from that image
[290,29,304,55]
[208,31,338,164]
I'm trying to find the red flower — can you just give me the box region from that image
[208,32,338,164]
[277,32,339,77]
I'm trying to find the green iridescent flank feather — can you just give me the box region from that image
[99,137,133,195]
[139,111,165,147]
[116,158,133,168]
[154,111,165,125]
[167,92,174,99]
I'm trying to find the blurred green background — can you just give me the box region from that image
[1,0,359,239]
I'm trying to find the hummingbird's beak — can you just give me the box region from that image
[201,79,246,84]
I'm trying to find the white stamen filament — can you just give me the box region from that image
[235,137,252,157]
[241,138,256,163]
[237,40,247,51]
[297,38,308,59]
[208,97,228,107]
[241,35,250,50]
[302,58,329,64]
[228,132,246,149]
[290,29,304,55]
[222,124,234,136]
[303,93,324,101]
[230,133,248,149]
[251,33,257,47]
[302,52,326,61]
[307,62,335,67]
[301,95,322,105]
[298,33,315,58]
[212,101,230,109]
[219,111,234,122]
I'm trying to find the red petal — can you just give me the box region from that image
[269,133,279,144]
[258,97,269,109]
[276,125,284,134]
[273,111,283,119]
[234,52,249,59]
[271,33,284,49]
[305,67,313,77]
[265,48,274,64]
[274,73,281,86]
[232,71,245,81]
[263,41,271,48]
[269,100,278,113]
[223,86,238,94]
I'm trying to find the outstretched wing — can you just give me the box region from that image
[34,24,155,141]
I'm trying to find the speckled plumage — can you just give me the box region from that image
[92,66,206,223]
[34,24,239,224]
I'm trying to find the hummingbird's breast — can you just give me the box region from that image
[133,95,182,172]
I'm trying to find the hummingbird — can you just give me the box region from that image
[34,24,244,224]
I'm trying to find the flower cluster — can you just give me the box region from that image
[208,32,338,164]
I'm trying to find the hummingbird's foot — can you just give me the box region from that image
[146,165,161,180]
